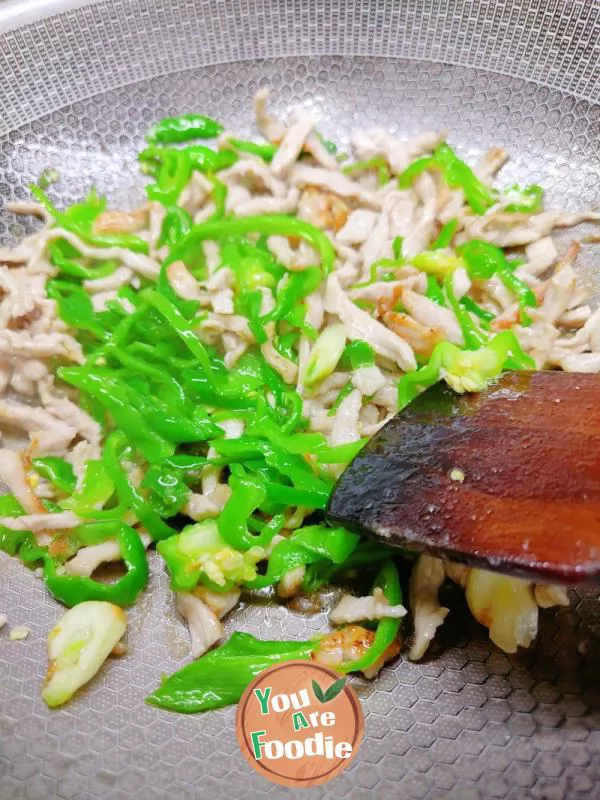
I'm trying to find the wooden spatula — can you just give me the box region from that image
[327,371,600,585]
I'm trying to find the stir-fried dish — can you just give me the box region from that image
[0,91,598,712]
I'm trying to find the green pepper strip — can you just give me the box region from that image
[314,439,368,464]
[245,525,360,589]
[170,215,335,275]
[118,383,224,445]
[443,273,488,349]
[339,560,402,673]
[433,143,495,215]
[431,218,458,250]
[146,149,192,205]
[142,467,191,517]
[147,114,224,144]
[103,432,177,541]
[61,460,115,516]
[397,156,435,189]
[261,267,322,326]
[48,241,118,280]
[58,368,174,464]
[425,274,446,306]
[396,342,454,409]
[302,539,399,593]
[140,145,236,180]
[503,184,543,213]
[327,380,353,417]
[342,157,390,186]
[31,458,76,494]
[47,281,108,341]
[75,520,127,546]
[213,437,330,492]
[264,482,329,509]
[140,289,215,382]
[497,269,537,326]
[460,296,494,328]
[458,239,537,324]
[352,238,405,289]
[398,144,495,215]
[226,139,277,162]
[30,186,149,253]
[238,289,268,344]
[206,173,227,220]
[273,330,299,363]
[340,340,375,370]
[217,474,272,551]
[397,331,535,409]
[106,346,187,404]
[43,523,148,608]
[158,206,193,249]
[145,633,317,713]
[0,495,33,557]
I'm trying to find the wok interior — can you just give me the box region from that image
[1,1,599,794]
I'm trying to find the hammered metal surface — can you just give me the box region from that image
[1,2,600,798]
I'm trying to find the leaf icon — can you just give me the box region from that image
[312,679,326,703]
[312,677,347,703]
[323,677,347,702]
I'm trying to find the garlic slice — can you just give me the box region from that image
[466,569,538,654]
[42,601,126,708]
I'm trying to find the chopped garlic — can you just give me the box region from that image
[9,626,30,641]
[42,601,127,708]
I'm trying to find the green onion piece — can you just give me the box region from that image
[303,324,346,389]
[412,250,465,278]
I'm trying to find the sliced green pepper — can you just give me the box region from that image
[58,368,174,464]
[61,460,115,516]
[146,632,317,713]
[31,458,77,495]
[226,139,277,162]
[338,560,402,673]
[245,524,359,589]
[398,144,495,215]
[147,114,224,144]
[458,239,537,324]
[443,273,488,349]
[158,206,193,249]
[44,523,148,608]
[342,157,390,186]
[170,215,335,275]
[431,218,458,250]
